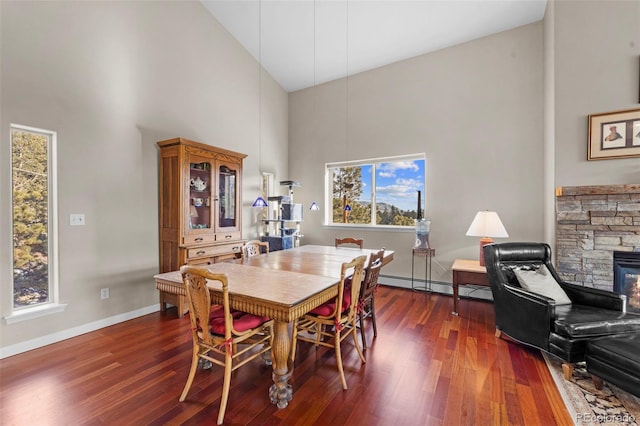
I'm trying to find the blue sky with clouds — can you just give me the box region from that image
[358,159,425,211]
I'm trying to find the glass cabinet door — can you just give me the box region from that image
[188,160,212,232]
[217,164,237,229]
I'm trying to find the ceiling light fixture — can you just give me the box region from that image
[252,197,268,207]
[309,1,320,213]
[345,0,350,161]
[253,0,267,209]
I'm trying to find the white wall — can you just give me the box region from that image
[553,0,640,186]
[0,1,288,351]
[289,22,545,283]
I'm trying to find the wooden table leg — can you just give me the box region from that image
[269,320,293,408]
[452,272,459,316]
[450,260,490,317]
[159,291,167,313]
[158,291,187,318]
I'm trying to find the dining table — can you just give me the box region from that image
[153,244,394,409]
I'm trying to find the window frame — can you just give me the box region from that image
[5,124,64,324]
[324,153,426,229]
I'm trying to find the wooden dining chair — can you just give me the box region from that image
[179,266,274,425]
[242,240,269,259]
[358,249,385,349]
[335,237,364,249]
[292,255,367,390]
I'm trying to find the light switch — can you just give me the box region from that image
[70,214,85,226]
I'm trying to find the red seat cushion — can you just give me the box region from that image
[309,292,351,316]
[210,305,244,321]
[209,304,225,319]
[210,312,270,334]
[344,277,352,292]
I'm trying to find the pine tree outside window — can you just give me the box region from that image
[10,124,60,316]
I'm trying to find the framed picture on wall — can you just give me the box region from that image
[588,108,640,160]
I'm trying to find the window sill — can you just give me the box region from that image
[4,303,67,325]
[322,224,415,232]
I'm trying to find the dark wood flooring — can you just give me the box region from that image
[0,286,571,425]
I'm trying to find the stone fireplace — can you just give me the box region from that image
[555,184,640,291]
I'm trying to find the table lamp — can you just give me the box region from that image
[465,210,508,266]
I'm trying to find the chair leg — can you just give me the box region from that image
[370,298,378,338]
[315,324,323,344]
[562,363,574,381]
[179,349,200,402]
[217,353,233,425]
[359,311,367,350]
[351,319,366,364]
[334,330,348,390]
[260,343,272,366]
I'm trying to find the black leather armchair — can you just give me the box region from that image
[484,242,640,379]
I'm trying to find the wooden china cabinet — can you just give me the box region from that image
[157,137,246,275]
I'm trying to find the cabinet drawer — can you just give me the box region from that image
[215,231,241,242]
[187,257,215,267]
[186,253,240,267]
[187,243,242,259]
[215,253,239,263]
[183,234,216,245]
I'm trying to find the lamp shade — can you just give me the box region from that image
[252,197,268,207]
[466,211,508,266]
[465,211,508,238]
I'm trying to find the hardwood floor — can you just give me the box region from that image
[0,287,571,425]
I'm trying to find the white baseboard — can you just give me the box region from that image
[379,275,494,301]
[0,304,160,359]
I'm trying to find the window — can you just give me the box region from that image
[11,125,58,311]
[326,154,425,227]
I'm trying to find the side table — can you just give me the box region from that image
[451,259,490,315]
[412,247,435,291]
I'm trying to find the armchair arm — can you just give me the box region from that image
[494,283,556,350]
[559,281,625,311]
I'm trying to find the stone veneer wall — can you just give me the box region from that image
[555,184,640,291]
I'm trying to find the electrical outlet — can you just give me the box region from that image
[100,288,109,300]
[70,214,85,226]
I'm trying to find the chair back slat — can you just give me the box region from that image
[357,248,385,349]
[335,237,364,249]
[181,266,232,343]
[242,240,269,259]
[361,249,384,299]
[343,256,367,320]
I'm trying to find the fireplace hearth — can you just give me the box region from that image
[613,251,640,313]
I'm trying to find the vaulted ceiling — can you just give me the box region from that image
[202,0,547,92]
